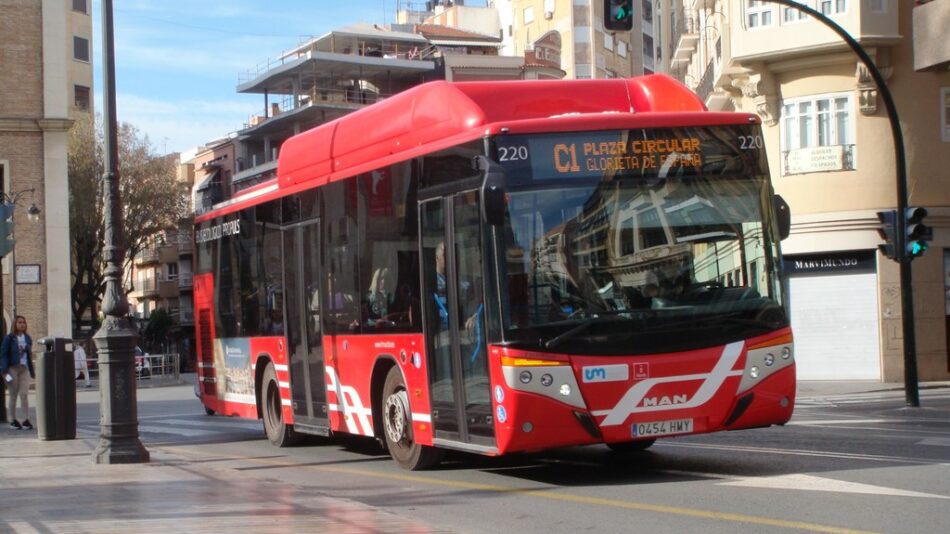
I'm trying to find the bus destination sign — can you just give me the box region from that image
[495,127,762,184]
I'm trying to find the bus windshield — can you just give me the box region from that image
[495,128,786,354]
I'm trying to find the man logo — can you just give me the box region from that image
[594,342,745,426]
[582,364,629,383]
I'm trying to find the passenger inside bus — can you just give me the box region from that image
[366,267,394,326]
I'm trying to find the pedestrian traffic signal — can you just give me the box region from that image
[0,203,14,258]
[605,0,634,32]
[905,206,931,259]
[877,210,897,260]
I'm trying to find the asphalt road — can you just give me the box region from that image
[73,384,950,534]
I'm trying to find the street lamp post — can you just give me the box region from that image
[93,0,149,463]
[0,189,40,424]
[1,189,42,320]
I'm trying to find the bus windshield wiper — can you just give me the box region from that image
[542,310,644,350]
[543,320,596,350]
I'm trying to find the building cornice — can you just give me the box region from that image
[0,117,74,132]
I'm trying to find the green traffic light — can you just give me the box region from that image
[615,8,629,20]
[909,240,928,257]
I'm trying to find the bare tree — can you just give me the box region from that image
[68,114,187,331]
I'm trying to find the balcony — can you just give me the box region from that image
[176,235,193,256]
[730,4,900,66]
[159,278,180,299]
[178,272,193,291]
[137,248,160,265]
[671,16,699,67]
[913,0,950,71]
[134,278,159,298]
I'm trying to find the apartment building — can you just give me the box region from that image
[126,158,197,365]
[0,0,91,337]
[670,0,950,381]
[494,0,661,79]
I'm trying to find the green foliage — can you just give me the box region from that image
[143,307,174,351]
[68,114,189,327]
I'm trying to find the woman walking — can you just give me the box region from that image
[1,315,34,430]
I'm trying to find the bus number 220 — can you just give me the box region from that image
[738,135,763,150]
[498,145,529,162]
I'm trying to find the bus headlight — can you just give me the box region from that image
[559,384,572,396]
[749,366,760,379]
[519,370,532,384]
[764,354,775,367]
[540,373,553,387]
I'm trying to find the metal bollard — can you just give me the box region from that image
[35,337,77,440]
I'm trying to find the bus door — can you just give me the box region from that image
[282,219,329,433]
[420,192,494,449]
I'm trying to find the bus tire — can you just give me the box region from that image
[606,439,656,453]
[381,366,443,470]
[262,362,299,447]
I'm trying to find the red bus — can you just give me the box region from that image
[193,75,795,470]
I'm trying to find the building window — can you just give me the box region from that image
[747,1,773,28]
[643,35,654,60]
[782,5,808,23]
[604,33,614,51]
[641,0,653,23]
[942,87,950,142]
[781,93,854,174]
[523,6,534,25]
[869,0,887,13]
[617,40,628,58]
[167,262,179,280]
[544,0,555,17]
[73,36,90,62]
[819,0,847,15]
[72,0,88,14]
[74,85,90,111]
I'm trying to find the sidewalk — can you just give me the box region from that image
[0,386,449,534]
[797,380,950,398]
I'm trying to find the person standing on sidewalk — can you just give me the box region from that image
[73,339,91,388]
[1,315,35,430]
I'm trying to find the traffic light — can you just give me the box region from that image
[605,0,634,32]
[877,210,897,260]
[905,206,931,259]
[0,203,14,258]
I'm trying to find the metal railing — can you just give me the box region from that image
[178,272,193,289]
[77,353,182,387]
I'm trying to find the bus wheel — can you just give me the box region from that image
[381,366,443,470]
[262,362,299,447]
[607,439,656,453]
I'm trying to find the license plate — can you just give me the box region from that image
[631,418,693,438]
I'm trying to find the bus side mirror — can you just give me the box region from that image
[476,155,507,226]
[774,194,790,241]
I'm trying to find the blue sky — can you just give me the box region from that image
[91,0,419,154]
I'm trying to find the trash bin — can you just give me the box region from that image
[35,337,76,440]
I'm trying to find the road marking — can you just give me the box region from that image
[157,448,880,534]
[168,418,262,431]
[137,424,215,437]
[789,419,893,425]
[719,473,950,500]
[658,442,940,465]
[918,437,950,447]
